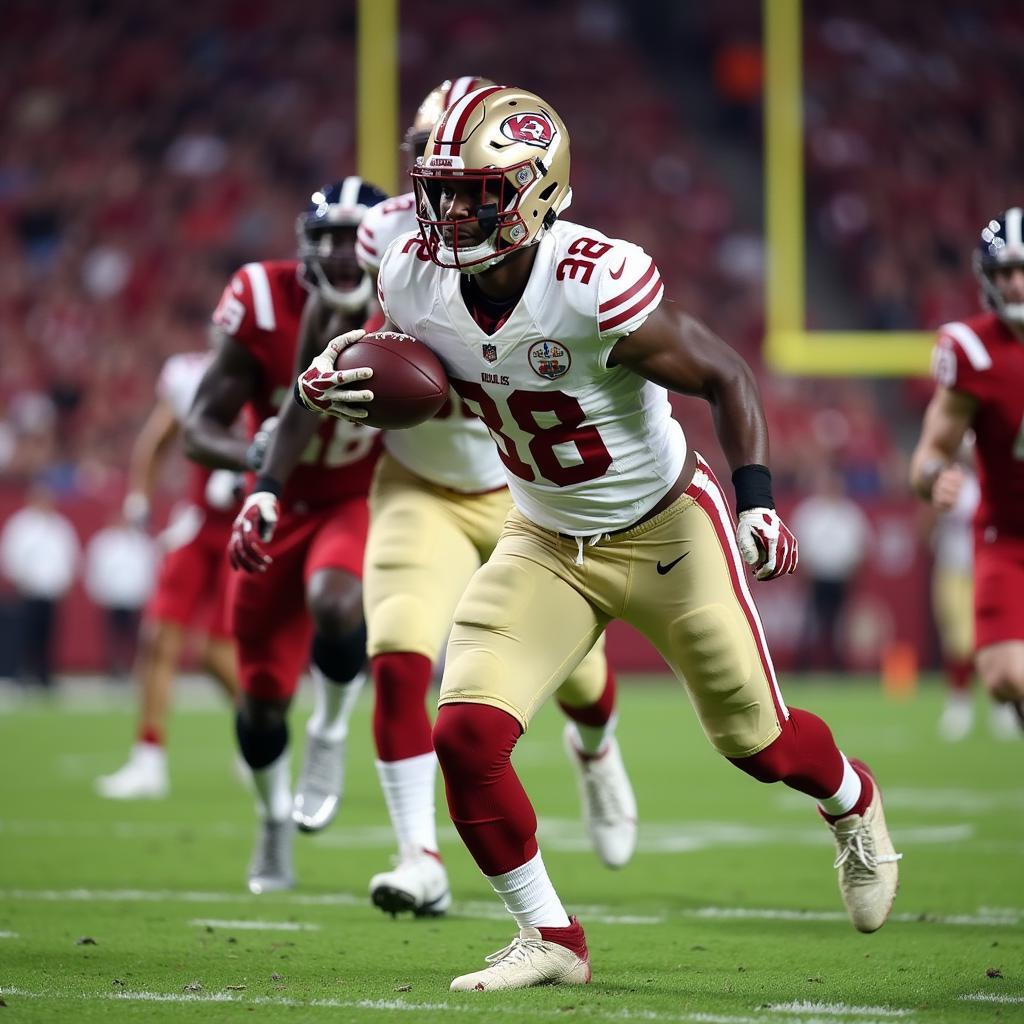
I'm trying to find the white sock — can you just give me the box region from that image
[307,666,365,743]
[131,742,167,768]
[251,749,292,822]
[570,711,618,757]
[376,752,439,858]
[485,849,570,929]
[817,754,862,818]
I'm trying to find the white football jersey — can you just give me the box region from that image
[378,220,686,534]
[157,351,213,425]
[359,192,507,493]
[357,192,418,275]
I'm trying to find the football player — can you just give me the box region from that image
[185,178,386,893]
[911,208,1024,732]
[300,87,902,989]
[296,78,635,916]
[96,351,241,800]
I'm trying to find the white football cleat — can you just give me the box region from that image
[95,743,169,800]
[938,694,974,742]
[828,764,901,933]
[369,851,451,917]
[292,731,345,832]
[450,918,591,991]
[247,818,295,895]
[562,723,637,869]
[989,701,1021,741]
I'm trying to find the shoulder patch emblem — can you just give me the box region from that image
[528,340,571,380]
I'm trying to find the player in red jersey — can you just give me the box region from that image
[96,351,242,800]
[185,178,388,893]
[912,207,1024,729]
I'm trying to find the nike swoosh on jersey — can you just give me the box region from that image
[656,553,688,575]
[609,259,627,280]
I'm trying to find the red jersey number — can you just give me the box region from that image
[449,379,612,486]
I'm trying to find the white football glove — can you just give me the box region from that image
[229,491,279,573]
[295,329,374,421]
[736,507,799,581]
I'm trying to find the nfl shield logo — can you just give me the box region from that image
[482,343,498,363]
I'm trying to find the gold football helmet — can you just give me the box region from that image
[403,77,496,161]
[411,86,572,273]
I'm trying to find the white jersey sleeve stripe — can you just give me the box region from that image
[242,262,277,331]
[599,276,663,333]
[940,321,992,371]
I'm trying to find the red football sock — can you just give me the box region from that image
[372,652,434,762]
[538,916,589,961]
[432,702,537,876]
[728,706,852,800]
[138,726,164,747]
[945,658,973,693]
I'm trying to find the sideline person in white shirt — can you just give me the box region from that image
[791,468,871,672]
[84,516,158,679]
[0,481,80,688]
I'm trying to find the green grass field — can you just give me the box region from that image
[1,677,1022,1023]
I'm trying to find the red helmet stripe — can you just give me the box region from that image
[433,85,504,156]
[448,76,478,104]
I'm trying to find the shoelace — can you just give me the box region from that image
[582,762,626,824]
[483,935,551,969]
[302,736,340,793]
[833,818,902,880]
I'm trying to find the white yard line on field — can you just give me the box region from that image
[688,906,1021,927]
[2,886,1019,929]
[188,918,320,931]
[765,1003,912,1018]
[777,787,1024,815]
[0,988,917,1024]
[0,888,662,927]
[0,816,976,854]
[959,993,1024,1005]
[0,931,18,938]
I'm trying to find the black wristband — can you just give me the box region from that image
[732,464,774,513]
[253,474,283,498]
[292,380,305,409]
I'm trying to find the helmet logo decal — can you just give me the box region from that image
[501,113,555,148]
[528,340,571,380]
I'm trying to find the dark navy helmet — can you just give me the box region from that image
[296,176,388,312]
[973,207,1024,324]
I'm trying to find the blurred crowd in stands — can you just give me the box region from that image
[5,0,1012,676]
[0,0,955,510]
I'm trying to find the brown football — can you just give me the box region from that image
[333,331,448,429]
